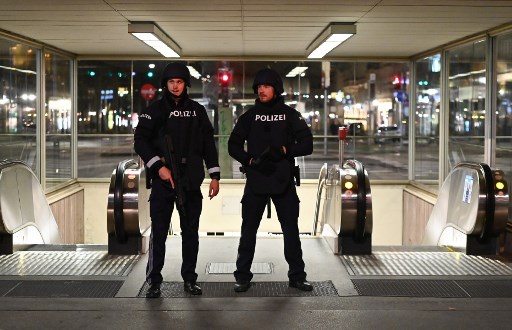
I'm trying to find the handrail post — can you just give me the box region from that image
[338,127,347,165]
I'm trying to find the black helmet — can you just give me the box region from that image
[252,68,284,95]
[160,62,191,88]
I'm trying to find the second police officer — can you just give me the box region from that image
[228,68,314,292]
[134,62,220,298]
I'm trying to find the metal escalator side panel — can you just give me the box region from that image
[486,168,509,237]
[422,163,486,246]
[353,160,367,240]
[479,163,495,240]
[108,159,137,242]
[363,167,373,235]
[321,164,343,254]
[107,159,151,239]
[107,169,116,235]
[0,166,23,234]
[25,166,61,244]
[28,167,60,243]
[339,159,372,239]
[0,161,61,244]
[137,166,151,235]
[339,167,358,236]
[326,165,343,235]
[113,160,132,242]
[122,167,150,235]
[120,167,140,234]
[452,163,488,236]
[313,163,328,235]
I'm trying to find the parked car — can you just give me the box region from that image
[374,125,401,144]
[347,122,365,136]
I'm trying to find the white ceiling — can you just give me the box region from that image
[1,0,512,59]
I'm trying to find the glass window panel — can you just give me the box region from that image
[447,40,486,169]
[77,60,135,178]
[414,54,441,182]
[496,32,512,218]
[0,39,38,172]
[77,60,409,180]
[328,62,410,180]
[45,51,73,188]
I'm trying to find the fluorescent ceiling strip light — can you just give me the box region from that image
[129,22,181,58]
[187,66,201,79]
[286,66,308,77]
[306,23,356,59]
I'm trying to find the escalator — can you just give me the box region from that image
[314,160,509,258]
[422,162,509,255]
[314,159,372,255]
[107,159,151,255]
[0,159,61,254]
[0,159,141,278]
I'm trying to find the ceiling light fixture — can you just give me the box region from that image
[286,66,308,77]
[187,66,201,79]
[306,23,356,59]
[128,22,181,58]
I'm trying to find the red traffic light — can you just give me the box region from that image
[392,75,401,90]
[221,73,230,82]
[218,70,231,87]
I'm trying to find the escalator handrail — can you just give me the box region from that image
[479,162,495,241]
[113,159,138,243]
[312,163,328,235]
[0,159,31,171]
[344,159,367,241]
[452,162,496,239]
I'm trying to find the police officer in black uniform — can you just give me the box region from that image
[228,68,313,292]
[134,62,220,298]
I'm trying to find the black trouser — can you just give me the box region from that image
[146,177,203,285]
[234,184,307,283]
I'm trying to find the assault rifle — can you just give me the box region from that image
[163,134,187,218]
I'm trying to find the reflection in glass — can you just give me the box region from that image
[77,60,410,180]
[0,39,38,172]
[496,32,512,218]
[45,52,73,188]
[447,40,486,169]
[414,54,441,181]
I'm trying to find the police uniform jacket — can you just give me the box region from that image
[228,97,312,193]
[134,93,220,190]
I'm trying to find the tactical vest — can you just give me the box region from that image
[244,105,294,195]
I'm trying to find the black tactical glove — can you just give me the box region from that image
[258,145,284,162]
[251,157,276,175]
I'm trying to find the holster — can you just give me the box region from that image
[293,165,301,186]
[145,166,152,189]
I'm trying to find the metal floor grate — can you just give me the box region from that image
[0,251,139,276]
[2,280,123,298]
[457,280,512,298]
[352,279,467,298]
[352,279,512,298]
[0,280,19,296]
[342,251,512,276]
[138,281,338,298]
[206,262,273,274]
